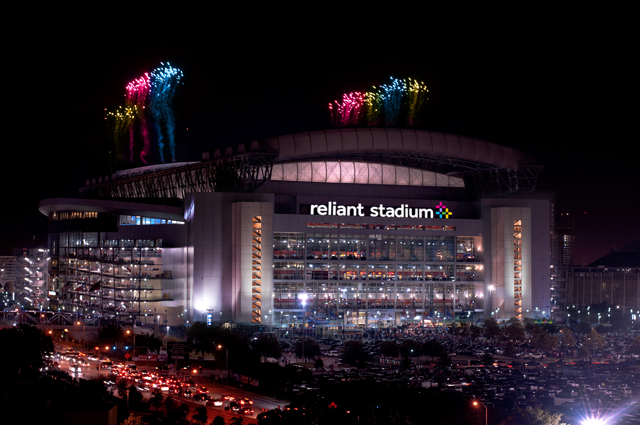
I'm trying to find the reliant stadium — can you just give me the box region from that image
[39,128,551,331]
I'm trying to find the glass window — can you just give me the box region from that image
[425,236,455,262]
[273,262,305,280]
[273,233,305,259]
[425,265,454,281]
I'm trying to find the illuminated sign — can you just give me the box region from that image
[309,202,452,219]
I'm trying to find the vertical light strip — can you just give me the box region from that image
[251,216,262,324]
[514,220,523,319]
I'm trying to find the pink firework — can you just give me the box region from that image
[126,73,151,163]
[332,92,365,126]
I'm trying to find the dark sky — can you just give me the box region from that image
[3,17,638,265]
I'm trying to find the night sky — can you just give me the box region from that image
[3,20,637,265]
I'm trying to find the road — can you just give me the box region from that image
[54,349,285,423]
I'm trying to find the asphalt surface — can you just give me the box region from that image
[53,345,285,423]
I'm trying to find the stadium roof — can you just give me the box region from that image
[255,128,535,170]
[586,240,640,268]
[80,128,540,199]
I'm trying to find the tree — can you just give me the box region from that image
[253,334,282,361]
[629,335,640,355]
[192,405,208,424]
[123,414,147,425]
[560,328,576,348]
[540,322,559,334]
[150,388,164,411]
[211,415,226,425]
[98,324,124,344]
[452,321,470,337]
[578,347,590,359]
[498,407,563,425]
[583,328,606,350]
[438,352,452,367]
[343,341,366,368]
[422,339,445,361]
[294,338,320,360]
[0,324,54,381]
[164,396,177,418]
[469,324,483,338]
[116,378,130,398]
[128,386,144,409]
[504,318,525,341]
[531,328,559,351]
[483,318,501,339]
[186,321,216,356]
[136,332,162,353]
[399,339,421,361]
[380,341,399,358]
[173,402,189,423]
[229,417,244,425]
[315,356,324,369]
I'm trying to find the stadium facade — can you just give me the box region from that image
[39,128,551,328]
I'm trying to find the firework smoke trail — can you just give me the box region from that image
[364,90,382,126]
[150,63,183,163]
[106,106,136,164]
[404,78,429,126]
[380,77,406,126]
[126,73,151,163]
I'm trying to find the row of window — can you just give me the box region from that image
[273,262,483,281]
[119,215,184,226]
[50,211,98,221]
[307,223,456,231]
[274,233,480,262]
[272,282,485,310]
[58,233,163,249]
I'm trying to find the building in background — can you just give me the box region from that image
[0,249,49,311]
[39,128,551,328]
[1,256,18,310]
[550,210,575,319]
[567,240,640,316]
[13,248,49,311]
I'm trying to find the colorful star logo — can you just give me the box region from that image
[435,202,452,219]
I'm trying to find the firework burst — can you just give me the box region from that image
[150,63,183,163]
[329,77,429,127]
[106,63,183,167]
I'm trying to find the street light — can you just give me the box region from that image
[217,344,228,386]
[126,329,135,362]
[77,321,85,351]
[487,285,495,319]
[472,400,488,425]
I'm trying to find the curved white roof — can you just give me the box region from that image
[271,161,465,188]
[259,128,532,170]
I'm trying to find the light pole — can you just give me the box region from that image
[487,285,495,319]
[126,329,135,362]
[76,321,85,351]
[217,344,228,386]
[473,400,488,425]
